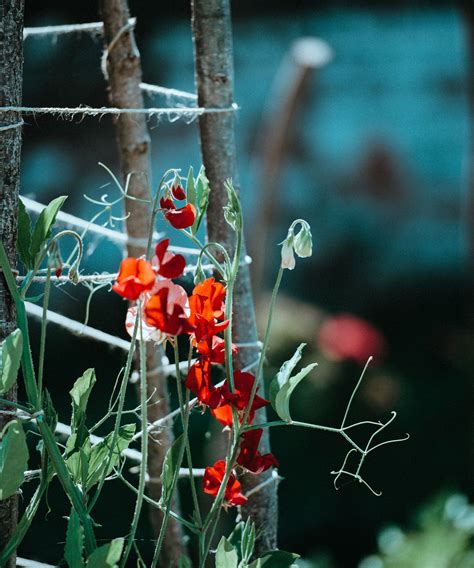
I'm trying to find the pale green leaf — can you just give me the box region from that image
[86,538,124,568]
[0,329,23,395]
[86,424,135,490]
[186,166,196,207]
[30,195,67,264]
[274,363,317,422]
[159,434,184,505]
[248,550,300,568]
[0,419,29,500]
[215,537,239,568]
[64,508,84,568]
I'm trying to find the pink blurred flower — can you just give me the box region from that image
[317,314,386,366]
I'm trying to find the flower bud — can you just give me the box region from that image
[194,263,206,285]
[280,238,296,270]
[293,221,312,258]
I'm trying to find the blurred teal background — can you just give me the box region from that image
[18,2,474,566]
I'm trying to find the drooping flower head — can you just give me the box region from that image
[185,358,221,409]
[160,181,197,230]
[112,257,156,300]
[237,429,279,474]
[280,219,313,271]
[211,371,269,427]
[153,238,185,279]
[203,460,247,507]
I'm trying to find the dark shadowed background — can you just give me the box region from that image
[17,1,474,566]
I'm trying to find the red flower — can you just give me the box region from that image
[196,335,238,364]
[237,429,279,474]
[318,314,386,366]
[185,359,221,408]
[189,278,226,324]
[171,181,186,200]
[211,371,269,427]
[160,195,196,230]
[153,239,185,279]
[203,460,247,507]
[112,257,156,300]
[144,286,192,337]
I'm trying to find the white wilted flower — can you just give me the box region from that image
[280,238,296,270]
[293,220,312,258]
[280,219,313,270]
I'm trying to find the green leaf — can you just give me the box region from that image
[223,179,241,232]
[69,369,96,448]
[85,424,135,490]
[86,538,124,568]
[30,195,67,265]
[248,550,300,568]
[215,537,239,568]
[186,166,196,207]
[193,167,210,234]
[270,344,317,422]
[0,329,22,395]
[18,198,33,269]
[159,434,184,506]
[43,388,58,432]
[65,508,85,568]
[274,363,317,422]
[0,419,29,500]
[241,519,256,563]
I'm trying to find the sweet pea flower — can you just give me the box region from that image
[185,359,221,409]
[143,281,192,338]
[280,219,313,270]
[211,371,269,427]
[112,257,156,300]
[153,239,185,279]
[237,429,279,474]
[160,195,197,230]
[203,460,247,507]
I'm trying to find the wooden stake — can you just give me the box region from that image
[100,2,186,564]
[0,1,25,565]
[191,0,278,553]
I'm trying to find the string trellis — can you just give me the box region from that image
[0,18,269,566]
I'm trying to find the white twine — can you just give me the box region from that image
[21,197,200,255]
[0,103,239,123]
[26,301,131,351]
[0,119,24,132]
[23,19,134,39]
[140,82,197,102]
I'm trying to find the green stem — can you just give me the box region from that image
[241,266,283,429]
[173,340,202,527]
[37,267,52,405]
[36,414,96,554]
[121,314,148,567]
[117,472,199,533]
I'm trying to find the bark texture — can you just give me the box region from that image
[191,0,278,553]
[0,0,25,565]
[100,2,186,565]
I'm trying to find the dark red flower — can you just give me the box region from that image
[211,371,269,427]
[160,195,197,230]
[318,314,386,366]
[112,257,156,300]
[171,181,186,201]
[144,286,192,337]
[185,359,221,408]
[237,429,279,474]
[203,460,247,507]
[196,335,238,364]
[154,239,186,279]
